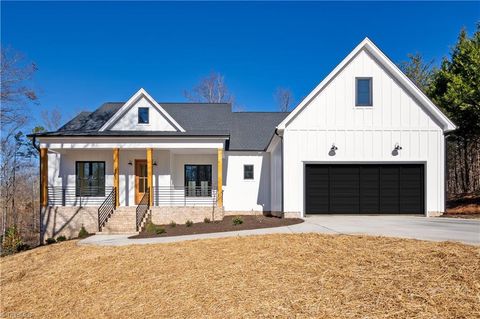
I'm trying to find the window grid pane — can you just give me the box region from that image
[138,107,149,124]
[76,161,105,197]
[356,78,372,106]
[244,165,254,180]
[184,165,212,197]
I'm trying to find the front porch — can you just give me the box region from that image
[39,142,226,238]
[43,147,224,208]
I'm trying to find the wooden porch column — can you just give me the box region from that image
[40,148,48,207]
[113,148,119,207]
[147,148,153,206]
[217,148,223,207]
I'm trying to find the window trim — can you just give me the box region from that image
[243,164,254,180]
[138,107,150,124]
[75,161,106,197]
[355,77,373,107]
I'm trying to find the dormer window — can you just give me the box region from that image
[138,107,149,124]
[356,77,373,106]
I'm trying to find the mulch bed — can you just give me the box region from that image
[130,215,303,238]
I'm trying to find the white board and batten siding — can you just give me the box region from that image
[281,47,447,217]
[110,96,177,131]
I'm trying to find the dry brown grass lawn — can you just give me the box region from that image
[1,234,479,319]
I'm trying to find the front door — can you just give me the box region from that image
[135,160,148,204]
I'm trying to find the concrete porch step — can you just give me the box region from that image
[99,207,151,234]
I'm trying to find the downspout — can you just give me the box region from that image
[274,129,284,215]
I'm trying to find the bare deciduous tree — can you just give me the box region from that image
[0,46,39,249]
[1,47,38,129]
[275,87,293,112]
[184,71,235,104]
[41,108,63,131]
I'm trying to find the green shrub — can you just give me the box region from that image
[145,221,156,233]
[232,216,244,226]
[204,217,211,223]
[1,226,24,255]
[56,235,67,242]
[185,220,193,227]
[145,221,165,235]
[45,238,56,245]
[169,221,177,228]
[78,225,89,239]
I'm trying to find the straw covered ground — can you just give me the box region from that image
[1,234,479,318]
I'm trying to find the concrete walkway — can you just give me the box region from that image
[78,215,480,246]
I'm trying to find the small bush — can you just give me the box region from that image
[185,220,193,227]
[56,235,67,242]
[78,225,89,239]
[145,221,165,235]
[145,221,156,233]
[1,226,24,255]
[232,216,244,226]
[169,221,177,228]
[45,238,56,245]
[204,217,211,223]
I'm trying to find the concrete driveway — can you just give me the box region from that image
[302,215,480,245]
[79,215,480,246]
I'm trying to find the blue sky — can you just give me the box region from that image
[2,1,479,127]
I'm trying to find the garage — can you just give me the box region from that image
[305,164,424,214]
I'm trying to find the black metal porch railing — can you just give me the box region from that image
[136,187,150,231]
[153,186,218,207]
[47,186,114,206]
[98,188,116,231]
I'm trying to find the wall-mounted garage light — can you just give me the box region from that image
[392,143,402,156]
[329,143,338,156]
[153,160,158,166]
[128,160,133,166]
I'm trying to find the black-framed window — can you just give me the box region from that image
[138,107,149,124]
[244,165,254,180]
[184,165,212,197]
[356,77,373,106]
[76,161,105,197]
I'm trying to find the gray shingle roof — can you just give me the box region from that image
[34,102,289,151]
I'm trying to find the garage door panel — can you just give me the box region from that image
[305,164,424,214]
[330,166,360,213]
[305,165,329,213]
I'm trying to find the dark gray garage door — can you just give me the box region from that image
[305,164,424,214]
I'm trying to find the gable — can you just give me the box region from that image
[100,88,185,132]
[110,96,177,131]
[278,38,456,132]
[288,48,443,131]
